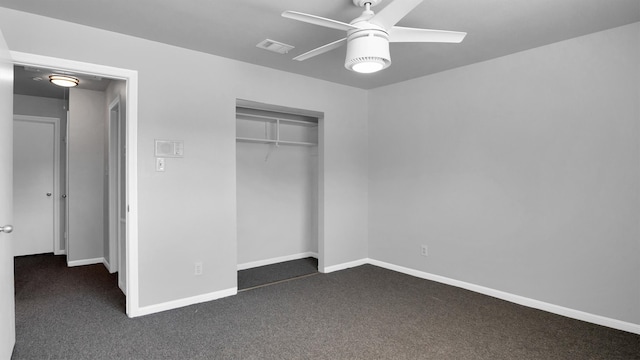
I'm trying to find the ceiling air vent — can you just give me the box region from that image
[256,39,295,55]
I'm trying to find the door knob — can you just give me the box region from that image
[0,225,13,233]
[46,192,52,197]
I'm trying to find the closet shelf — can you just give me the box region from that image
[236,110,318,146]
[236,112,318,127]
[236,137,317,146]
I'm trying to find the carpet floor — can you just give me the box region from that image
[237,257,318,290]
[12,253,640,359]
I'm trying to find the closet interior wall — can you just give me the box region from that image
[236,106,319,268]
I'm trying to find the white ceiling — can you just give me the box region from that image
[1,0,639,89]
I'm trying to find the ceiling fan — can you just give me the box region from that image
[282,0,466,74]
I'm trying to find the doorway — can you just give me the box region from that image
[10,51,140,316]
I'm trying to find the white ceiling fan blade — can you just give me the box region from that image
[389,26,466,43]
[293,38,347,61]
[370,0,424,29]
[282,11,358,32]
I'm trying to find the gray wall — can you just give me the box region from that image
[13,94,67,252]
[13,94,66,122]
[68,88,105,262]
[0,7,369,308]
[368,22,640,324]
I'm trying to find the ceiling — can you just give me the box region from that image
[14,66,111,99]
[1,0,639,90]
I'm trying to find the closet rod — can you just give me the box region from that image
[235,137,316,146]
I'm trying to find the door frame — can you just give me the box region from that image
[107,96,129,294]
[13,115,62,255]
[107,97,120,274]
[10,51,141,317]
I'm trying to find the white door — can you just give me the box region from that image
[13,119,55,256]
[0,29,16,358]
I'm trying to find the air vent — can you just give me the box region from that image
[256,39,295,55]
[23,66,42,73]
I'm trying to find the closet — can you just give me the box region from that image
[235,103,319,288]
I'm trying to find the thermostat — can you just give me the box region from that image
[155,139,184,158]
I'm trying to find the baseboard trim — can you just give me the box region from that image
[368,258,640,335]
[67,257,104,267]
[237,252,318,270]
[322,258,369,273]
[102,258,118,274]
[102,258,111,272]
[53,249,66,256]
[133,287,238,317]
[125,255,640,334]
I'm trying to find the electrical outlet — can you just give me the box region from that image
[194,262,203,275]
[421,245,428,256]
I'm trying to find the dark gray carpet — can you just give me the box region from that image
[12,253,640,359]
[238,257,318,290]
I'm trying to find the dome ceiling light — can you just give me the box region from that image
[49,74,79,87]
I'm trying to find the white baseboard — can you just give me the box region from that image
[368,258,640,335]
[133,287,238,317]
[101,258,118,274]
[321,258,369,273]
[53,249,66,256]
[102,258,111,271]
[126,255,640,334]
[237,252,318,270]
[67,257,104,267]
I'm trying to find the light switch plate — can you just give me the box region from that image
[156,157,165,172]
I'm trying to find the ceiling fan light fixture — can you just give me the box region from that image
[283,0,464,75]
[351,58,385,73]
[49,74,79,87]
[345,32,391,74]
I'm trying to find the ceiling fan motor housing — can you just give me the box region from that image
[345,29,391,72]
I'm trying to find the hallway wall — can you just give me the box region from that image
[67,88,106,262]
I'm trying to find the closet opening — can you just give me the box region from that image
[235,100,322,290]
